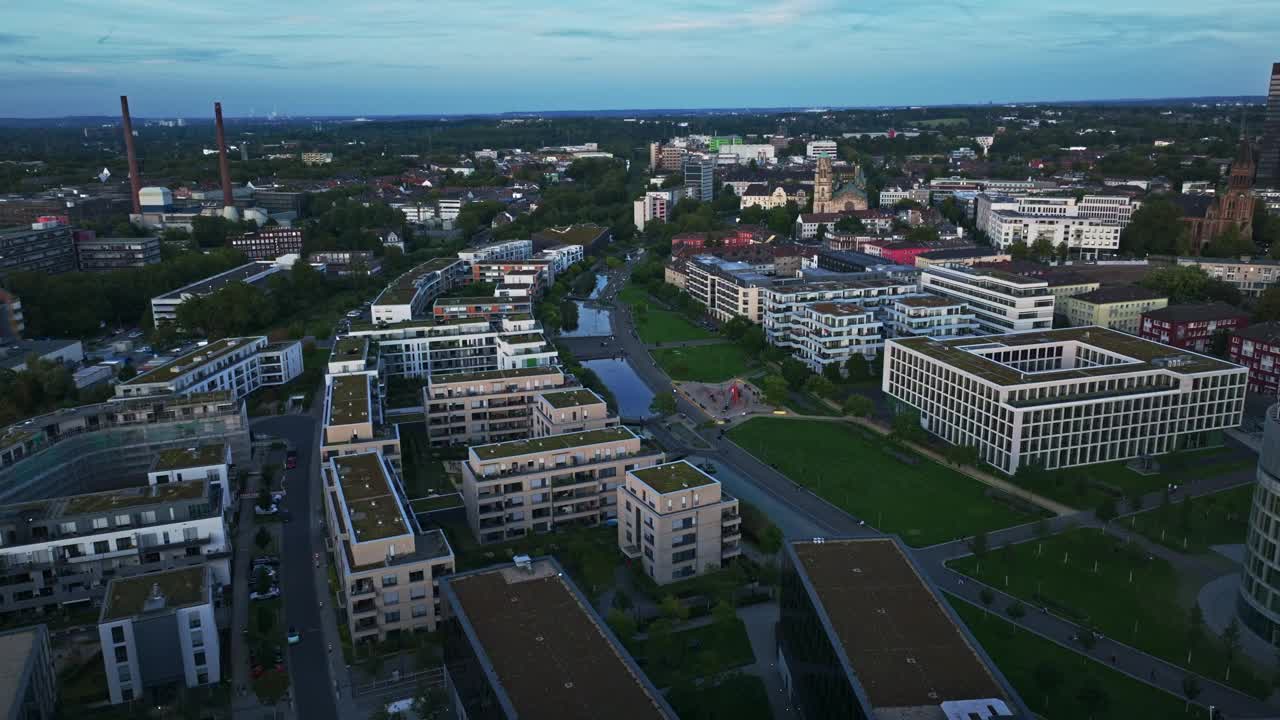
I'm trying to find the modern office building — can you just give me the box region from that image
[532,389,618,437]
[683,154,716,203]
[98,566,220,704]
[1138,303,1250,353]
[322,451,456,641]
[921,264,1055,334]
[1060,286,1168,334]
[0,625,56,720]
[805,140,838,159]
[150,261,288,325]
[440,557,676,720]
[370,257,469,324]
[883,327,1247,474]
[884,295,977,338]
[1259,62,1280,185]
[617,461,741,584]
[1177,256,1280,298]
[1240,403,1280,645]
[424,367,568,448]
[229,227,304,260]
[778,538,1027,720]
[1229,322,1280,395]
[0,222,76,280]
[461,427,662,544]
[73,233,161,272]
[115,336,303,401]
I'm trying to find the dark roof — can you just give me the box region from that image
[1171,193,1214,219]
[1234,321,1280,344]
[918,247,1005,261]
[1142,302,1249,323]
[741,183,770,196]
[1071,285,1165,304]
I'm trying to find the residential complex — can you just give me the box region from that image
[920,264,1054,334]
[456,239,533,265]
[115,336,303,401]
[370,257,469,324]
[345,315,558,380]
[883,327,1246,474]
[617,461,741,584]
[779,538,1026,719]
[321,370,401,465]
[150,261,287,325]
[441,557,676,720]
[424,366,569,447]
[1138,303,1250,353]
[1177,256,1280,298]
[0,222,76,280]
[73,233,161,272]
[431,296,532,321]
[1059,286,1168,334]
[532,389,619,437]
[884,295,977,338]
[322,452,455,641]
[1229,322,1280,395]
[229,227,304,260]
[461,427,663,544]
[0,625,56,720]
[98,566,220,704]
[684,255,769,323]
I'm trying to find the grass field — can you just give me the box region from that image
[1126,484,1254,554]
[949,598,1207,720]
[398,422,454,497]
[728,418,1037,546]
[667,673,772,720]
[1015,447,1251,510]
[917,117,969,127]
[617,282,716,344]
[948,528,1267,698]
[652,343,750,382]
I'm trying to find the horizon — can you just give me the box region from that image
[3,1,1278,118]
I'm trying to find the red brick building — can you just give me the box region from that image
[1229,322,1280,395]
[1138,303,1250,353]
[671,230,756,253]
[1174,137,1257,253]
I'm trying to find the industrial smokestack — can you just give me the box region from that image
[214,102,235,214]
[120,96,141,215]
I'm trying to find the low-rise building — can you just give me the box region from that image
[0,625,56,720]
[424,367,567,447]
[1177,256,1280,298]
[795,213,846,240]
[322,452,455,641]
[805,140,838,159]
[1138,303,1250,353]
[310,250,380,277]
[73,232,161,272]
[115,336,303,401]
[98,566,220,704]
[779,538,1027,720]
[884,327,1247,474]
[1229,322,1280,395]
[532,389,617,436]
[921,264,1054,334]
[441,557,676,720]
[618,461,740,584]
[0,222,76,281]
[150,261,287,325]
[741,184,807,210]
[1060,286,1168,334]
[230,227,304,261]
[884,295,976,338]
[0,338,84,373]
[461,427,661,544]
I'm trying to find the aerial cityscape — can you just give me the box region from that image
[2,7,1280,720]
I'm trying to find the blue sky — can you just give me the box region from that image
[2,0,1278,117]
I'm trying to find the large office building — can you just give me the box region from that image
[778,538,1027,719]
[322,452,456,641]
[0,222,76,280]
[150,261,288,325]
[98,566,220,704]
[1260,62,1280,185]
[921,264,1055,334]
[115,336,303,401]
[617,461,741,584]
[683,154,716,202]
[370,257,469,324]
[424,367,569,448]
[0,625,56,720]
[1240,404,1280,644]
[73,233,161,272]
[461,427,662,544]
[229,227,304,260]
[441,557,676,720]
[883,327,1247,474]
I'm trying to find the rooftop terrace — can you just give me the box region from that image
[630,461,716,494]
[539,389,604,409]
[101,566,207,622]
[332,453,408,542]
[330,336,369,364]
[152,444,226,471]
[471,427,636,462]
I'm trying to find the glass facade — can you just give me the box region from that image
[1239,406,1280,643]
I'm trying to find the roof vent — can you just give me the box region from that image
[143,582,166,612]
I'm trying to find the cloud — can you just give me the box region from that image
[538,29,627,40]
[0,33,34,45]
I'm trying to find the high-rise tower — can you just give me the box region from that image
[1258,62,1280,185]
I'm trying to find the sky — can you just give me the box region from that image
[2,0,1278,118]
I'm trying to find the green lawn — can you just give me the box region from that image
[729,418,1036,546]
[637,309,714,344]
[640,617,756,689]
[949,598,1207,720]
[1126,484,1254,554]
[398,422,454,497]
[652,343,750,382]
[667,673,772,720]
[949,528,1267,698]
[782,390,839,417]
[1015,447,1252,509]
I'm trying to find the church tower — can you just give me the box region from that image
[813,157,834,211]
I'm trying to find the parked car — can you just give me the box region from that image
[254,504,278,516]
[285,450,298,470]
[287,627,300,645]
[250,587,281,601]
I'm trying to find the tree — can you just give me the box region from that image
[970,530,989,558]
[254,566,273,594]
[979,588,995,614]
[804,374,835,399]
[1032,661,1063,708]
[1008,240,1029,260]
[1031,236,1055,260]
[780,357,810,390]
[723,316,751,341]
[257,487,274,511]
[659,595,689,621]
[762,375,789,407]
[1203,224,1256,258]
[945,444,980,467]
[905,225,940,244]
[891,408,926,443]
[1141,265,1241,305]
[842,394,874,418]
[844,353,870,381]
[1076,682,1110,719]
[117,363,137,381]
[650,393,677,417]
[1120,195,1186,256]
[412,684,449,720]
[834,216,865,233]
[822,361,844,385]
[606,608,638,646]
[1181,674,1201,711]
[254,525,271,549]
[1055,242,1070,263]
[1255,285,1280,322]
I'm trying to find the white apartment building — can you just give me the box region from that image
[115,336,303,401]
[806,140,838,160]
[150,261,287,325]
[456,240,533,264]
[437,198,462,222]
[535,244,583,275]
[633,190,680,231]
[345,315,559,379]
[371,257,469,324]
[617,461,741,585]
[773,302,884,372]
[985,212,1122,257]
[921,265,1054,334]
[684,255,770,323]
[877,187,931,207]
[883,327,1247,474]
[884,296,977,338]
[147,443,233,511]
[716,144,777,166]
[99,566,220,704]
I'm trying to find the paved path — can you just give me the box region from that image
[736,603,797,720]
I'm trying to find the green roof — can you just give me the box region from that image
[333,453,409,542]
[152,444,226,471]
[375,257,463,306]
[630,461,716,494]
[64,480,205,515]
[102,566,207,621]
[429,366,561,386]
[501,333,546,345]
[538,389,604,409]
[471,427,636,462]
[331,336,369,363]
[125,337,256,386]
[328,374,371,425]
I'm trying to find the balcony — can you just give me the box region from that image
[620,544,641,559]
[351,599,377,616]
[551,471,596,488]
[350,582,376,597]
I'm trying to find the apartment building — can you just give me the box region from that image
[461,427,663,544]
[532,389,618,436]
[344,315,559,379]
[148,444,232,507]
[1228,322,1280,395]
[456,240,533,265]
[536,244,584,275]
[322,452,455,641]
[441,557,676,720]
[763,278,918,354]
[150,261,287,325]
[0,222,76,281]
[684,255,770,323]
[773,302,883,372]
[877,186,931,207]
[1060,286,1168,334]
[618,461,740,584]
[424,367,568,447]
[371,257,469,325]
[779,538,1027,720]
[1177,256,1280,298]
[883,327,1247,474]
[473,260,554,297]
[229,227,304,261]
[921,265,1054,334]
[1138,303,1250,353]
[884,295,977,338]
[73,233,161,272]
[0,625,56,720]
[115,336,303,401]
[321,372,401,464]
[805,140,838,159]
[310,250,381,276]
[431,296,532,321]
[985,212,1122,256]
[633,190,680,231]
[98,566,220,704]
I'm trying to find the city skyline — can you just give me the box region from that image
[3,0,1279,117]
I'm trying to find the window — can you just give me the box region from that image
[122,689,134,702]
[410,586,426,600]
[191,630,204,648]
[384,611,401,623]
[408,570,425,583]
[189,615,201,629]
[93,541,110,554]
[92,517,109,530]
[140,511,156,524]
[114,646,128,663]
[58,522,76,535]
[197,671,209,685]
[383,591,400,605]
[111,626,125,644]
[381,574,398,587]
[411,604,430,618]
[117,666,131,683]
[115,537,133,551]
[194,651,206,667]
[115,514,131,526]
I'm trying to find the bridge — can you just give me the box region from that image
[556,335,625,361]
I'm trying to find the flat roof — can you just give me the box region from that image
[532,224,608,246]
[630,461,716,494]
[448,560,671,720]
[329,374,371,425]
[375,257,463,306]
[125,337,258,386]
[1071,285,1165,304]
[896,295,962,308]
[333,453,408,542]
[892,326,1240,386]
[1143,302,1249,323]
[101,566,207,622]
[331,336,369,363]
[0,628,39,718]
[792,538,1008,710]
[934,263,1047,287]
[152,443,226,471]
[429,366,560,386]
[538,389,604,409]
[809,302,868,316]
[60,480,206,515]
[471,427,636,462]
[154,262,276,300]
